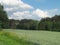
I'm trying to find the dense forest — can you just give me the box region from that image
[0,4,60,31]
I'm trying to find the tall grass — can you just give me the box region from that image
[0,31,39,45]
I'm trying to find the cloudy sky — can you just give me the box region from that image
[0,0,60,20]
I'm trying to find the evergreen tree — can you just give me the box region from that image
[0,4,9,29]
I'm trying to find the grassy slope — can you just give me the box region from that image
[0,31,39,45]
[4,29,60,45]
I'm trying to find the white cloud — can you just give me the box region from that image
[0,0,19,5]
[9,11,32,20]
[0,0,33,10]
[9,9,51,20]
[4,8,14,11]
[32,9,50,18]
[0,0,34,20]
[0,0,59,20]
[8,8,59,20]
[13,11,30,16]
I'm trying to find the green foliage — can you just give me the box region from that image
[0,21,2,29]
[38,15,60,31]
[0,4,9,29]
[16,15,60,31]
[17,19,39,30]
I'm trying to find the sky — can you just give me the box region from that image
[0,0,60,20]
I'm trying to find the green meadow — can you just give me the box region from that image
[0,30,39,45]
[2,29,60,45]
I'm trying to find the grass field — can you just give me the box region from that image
[0,30,39,45]
[3,29,60,45]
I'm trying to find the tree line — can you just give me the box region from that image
[38,15,60,31]
[0,4,60,32]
